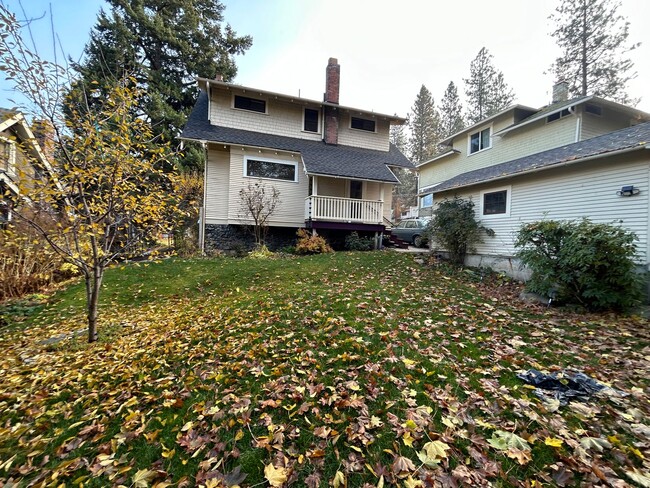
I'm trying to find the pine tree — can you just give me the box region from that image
[390,123,417,212]
[70,0,252,170]
[408,85,440,164]
[438,81,465,139]
[549,0,639,103]
[464,47,515,125]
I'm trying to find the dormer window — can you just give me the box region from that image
[303,108,319,132]
[350,116,376,132]
[469,127,491,154]
[547,108,571,123]
[234,95,266,114]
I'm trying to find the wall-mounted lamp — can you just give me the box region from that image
[617,185,640,197]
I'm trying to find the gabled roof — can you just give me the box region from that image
[198,77,407,125]
[182,92,413,183]
[433,121,650,193]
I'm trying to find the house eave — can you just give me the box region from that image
[417,149,460,168]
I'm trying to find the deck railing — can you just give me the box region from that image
[305,195,384,224]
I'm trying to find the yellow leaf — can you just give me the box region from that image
[264,464,288,487]
[377,475,385,488]
[402,431,415,448]
[403,475,423,488]
[132,468,156,488]
[417,440,450,467]
[403,419,417,431]
[544,437,563,448]
[333,470,346,488]
[181,421,193,432]
[234,429,244,441]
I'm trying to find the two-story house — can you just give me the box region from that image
[181,58,413,252]
[0,109,54,226]
[417,83,650,278]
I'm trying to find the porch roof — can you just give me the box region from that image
[181,92,413,183]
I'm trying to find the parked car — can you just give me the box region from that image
[391,217,430,247]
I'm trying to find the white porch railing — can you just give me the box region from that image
[305,195,384,224]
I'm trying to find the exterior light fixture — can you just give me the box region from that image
[617,185,640,197]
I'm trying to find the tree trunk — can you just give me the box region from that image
[84,267,104,343]
[581,0,588,96]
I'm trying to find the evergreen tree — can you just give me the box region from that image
[549,0,639,103]
[464,47,515,125]
[390,123,417,213]
[408,85,440,164]
[70,0,252,170]
[438,81,465,139]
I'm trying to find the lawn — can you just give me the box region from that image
[0,251,649,487]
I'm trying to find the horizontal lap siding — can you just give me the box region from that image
[436,153,650,264]
[205,146,230,224]
[337,113,390,151]
[227,149,309,228]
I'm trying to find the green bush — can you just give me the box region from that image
[515,219,643,311]
[344,231,374,251]
[426,196,492,265]
[295,229,333,255]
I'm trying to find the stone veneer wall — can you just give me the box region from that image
[205,224,297,253]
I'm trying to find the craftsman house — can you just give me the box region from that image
[0,109,54,226]
[181,58,413,251]
[417,83,650,278]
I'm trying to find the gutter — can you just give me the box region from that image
[435,144,648,194]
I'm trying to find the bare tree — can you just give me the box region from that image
[238,180,281,248]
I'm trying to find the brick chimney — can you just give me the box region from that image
[323,58,340,145]
[552,80,569,104]
[31,119,55,163]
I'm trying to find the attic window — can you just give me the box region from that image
[304,108,319,132]
[469,127,491,154]
[585,103,603,116]
[234,95,266,113]
[351,116,376,132]
[547,108,571,123]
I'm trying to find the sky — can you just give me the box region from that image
[1,0,649,117]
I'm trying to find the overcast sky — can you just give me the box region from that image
[1,0,649,117]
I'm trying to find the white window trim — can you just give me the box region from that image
[243,155,299,183]
[302,107,321,134]
[349,115,377,133]
[232,93,268,115]
[479,185,511,219]
[467,125,492,155]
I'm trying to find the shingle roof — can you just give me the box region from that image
[434,121,650,192]
[181,92,414,183]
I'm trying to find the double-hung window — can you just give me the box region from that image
[469,127,491,154]
[480,186,511,218]
[303,108,319,132]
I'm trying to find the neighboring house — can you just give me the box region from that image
[181,58,413,251]
[417,83,650,278]
[0,109,54,226]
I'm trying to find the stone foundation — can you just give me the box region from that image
[205,224,298,254]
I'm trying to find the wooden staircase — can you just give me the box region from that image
[385,229,410,249]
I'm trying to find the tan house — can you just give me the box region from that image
[417,84,650,277]
[181,58,413,251]
[0,109,54,226]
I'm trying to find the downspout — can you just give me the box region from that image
[570,106,582,142]
[200,140,208,254]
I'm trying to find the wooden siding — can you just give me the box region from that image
[204,145,230,224]
[433,152,650,265]
[317,176,346,197]
[579,105,635,140]
[337,112,390,151]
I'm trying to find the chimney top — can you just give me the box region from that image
[552,80,569,104]
[324,57,340,105]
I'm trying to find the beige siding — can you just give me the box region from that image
[226,148,309,227]
[382,184,393,221]
[317,176,346,197]
[204,145,230,224]
[337,113,390,151]
[433,153,650,265]
[210,89,322,142]
[580,105,635,140]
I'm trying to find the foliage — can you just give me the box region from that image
[173,171,203,256]
[0,252,648,486]
[344,231,374,251]
[390,124,417,213]
[464,47,515,125]
[238,180,281,247]
[438,81,465,139]
[408,85,441,164]
[248,244,275,260]
[0,221,69,300]
[426,196,492,265]
[549,0,639,103]
[0,7,179,342]
[515,219,643,311]
[69,0,252,171]
[295,228,333,254]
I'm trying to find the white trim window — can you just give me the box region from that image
[233,94,267,114]
[420,193,433,208]
[480,186,511,218]
[468,127,491,155]
[243,156,298,182]
[303,107,320,133]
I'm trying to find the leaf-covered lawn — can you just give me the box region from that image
[1,252,649,487]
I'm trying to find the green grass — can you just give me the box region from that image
[0,251,648,487]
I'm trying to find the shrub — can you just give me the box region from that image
[248,245,275,259]
[515,219,643,311]
[295,229,333,255]
[426,196,493,265]
[344,231,374,251]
